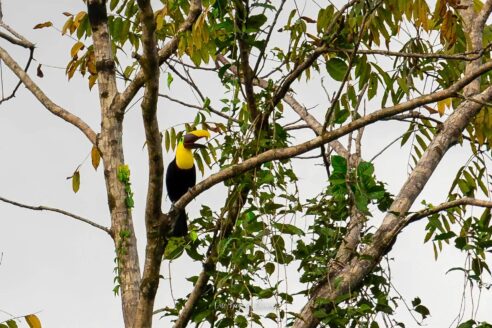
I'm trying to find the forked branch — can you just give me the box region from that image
[0,47,97,145]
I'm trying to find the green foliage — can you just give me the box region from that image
[117,164,135,208]
[113,229,132,295]
[49,0,492,326]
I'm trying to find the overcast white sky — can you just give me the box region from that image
[0,1,491,327]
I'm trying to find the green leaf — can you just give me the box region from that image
[193,309,212,323]
[167,73,173,88]
[434,231,455,241]
[457,320,476,328]
[72,170,80,193]
[235,315,248,328]
[265,262,275,275]
[164,238,185,260]
[110,0,119,11]
[326,58,348,82]
[331,155,347,174]
[164,130,170,152]
[368,73,378,100]
[246,14,267,32]
[414,304,430,319]
[272,222,304,235]
[357,161,374,178]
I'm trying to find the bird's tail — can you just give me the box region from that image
[172,209,188,237]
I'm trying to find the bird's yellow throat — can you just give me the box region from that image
[176,142,194,169]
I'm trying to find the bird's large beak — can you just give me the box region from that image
[183,130,211,149]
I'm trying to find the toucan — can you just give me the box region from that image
[166,129,211,237]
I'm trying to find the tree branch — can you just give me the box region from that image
[234,0,259,122]
[407,197,492,223]
[173,59,492,211]
[293,85,492,328]
[172,186,248,328]
[293,5,491,325]
[0,46,97,145]
[134,0,167,326]
[0,196,111,234]
[325,46,492,61]
[217,54,351,159]
[114,0,202,114]
[159,93,239,123]
[270,0,361,109]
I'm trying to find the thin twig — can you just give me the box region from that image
[325,44,492,61]
[407,197,492,224]
[0,196,111,234]
[159,93,239,123]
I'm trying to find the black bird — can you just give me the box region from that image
[166,129,210,237]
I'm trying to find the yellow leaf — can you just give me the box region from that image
[25,314,42,328]
[88,74,98,90]
[437,98,451,116]
[70,41,85,58]
[474,0,484,12]
[155,10,164,31]
[33,22,53,29]
[73,11,87,28]
[87,51,97,75]
[66,60,80,79]
[91,146,101,170]
[419,0,429,31]
[62,17,73,35]
[72,171,80,193]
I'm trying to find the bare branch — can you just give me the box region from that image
[284,123,310,131]
[0,21,37,105]
[0,196,111,234]
[253,0,286,75]
[0,30,33,48]
[407,197,492,223]
[0,21,34,48]
[0,47,34,105]
[159,93,239,123]
[325,46,492,61]
[0,46,97,145]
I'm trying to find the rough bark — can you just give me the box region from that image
[87,1,141,327]
[133,0,167,326]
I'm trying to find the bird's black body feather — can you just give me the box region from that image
[166,158,196,236]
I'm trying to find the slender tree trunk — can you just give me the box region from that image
[87,1,141,326]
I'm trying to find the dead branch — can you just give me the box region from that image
[0,196,111,234]
[407,197,492,223]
